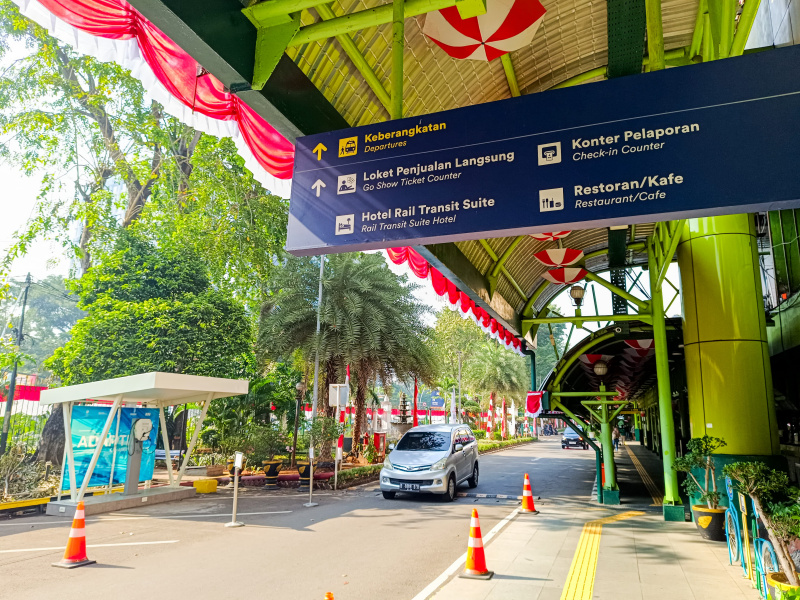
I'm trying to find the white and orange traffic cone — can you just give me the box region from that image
[324,593,334,600]
[52,501,96,569]
[459,508,494,580]
[521,473,539,514]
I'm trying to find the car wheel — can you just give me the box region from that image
[562,445,567,449]
[443,475,457,502]
[382,491,396,500]
[468,463,479,488]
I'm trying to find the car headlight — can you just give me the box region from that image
[432,457,448,470]
[383,457,393,469]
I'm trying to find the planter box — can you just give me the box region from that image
[206,465,224,477]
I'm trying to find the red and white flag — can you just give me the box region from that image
[413,377,419,427]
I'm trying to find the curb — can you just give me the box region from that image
[456,493,541,500]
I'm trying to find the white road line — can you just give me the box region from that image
[0,540,179,554]
[0,510,293,528]
[409,507,521,600]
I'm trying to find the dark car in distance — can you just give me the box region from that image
[562,428,589,449]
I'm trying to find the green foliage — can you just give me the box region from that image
[0,276,84,374]
[465,341,528,402]
[477,437,535,452]
[363,441,378,464]
[0,444,58,501]
[432,309,485,385]
[534,310,568,387]
[673,435,727,509]
[472,430,486,440]
[247,424,288,464]
[336,464,382,486]
[307,416,343,462]
[723,461,792,515]
[46,235,254,385]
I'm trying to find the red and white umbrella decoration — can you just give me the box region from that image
[533,248,584,267]
[423,0,546,61]
[624,339,654,350]
[530,231,571,241]
[541,268,587,285]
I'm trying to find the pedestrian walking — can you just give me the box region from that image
[612,425,621,451]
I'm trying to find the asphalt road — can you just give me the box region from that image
[0,436,596,600]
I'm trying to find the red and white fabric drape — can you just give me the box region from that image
[386,247,524,355]
[13,0,294,196]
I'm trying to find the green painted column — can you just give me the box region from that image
[648,245,683,520]
[600,404,617,487]
[677,215,779,458]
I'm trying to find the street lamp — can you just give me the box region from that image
[291,382,306,467]
[593,360,609,378]
[569,284,585,307]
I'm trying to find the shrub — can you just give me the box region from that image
[337,465,382,486]
[472,430,486,440]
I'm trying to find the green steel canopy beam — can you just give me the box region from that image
[315,4,392,111]
[501,54,521,97]
[731,0,762,56]
[391,0,405,119]
[553,391,621,397]
[245,0,331,22]
[645,0,666,71]
[583,271,650,312]
[486,236,525,298]
[523,313,652,326]
[650,220,685,294]
[478,239,528,301]
[288,0,486,47]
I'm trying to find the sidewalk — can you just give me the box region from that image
[428,501,758,600]
[427,440,760,600]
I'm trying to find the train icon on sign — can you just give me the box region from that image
[539,188,564,212]
[339,136,358,157]
[537,142,561,165]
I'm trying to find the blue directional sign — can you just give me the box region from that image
[430,391,445,408]
[286,46,800,255]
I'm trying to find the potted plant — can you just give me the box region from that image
[673,435,727,541]
[250,424,287,490]
[724,461,800,594]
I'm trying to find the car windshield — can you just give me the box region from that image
[563,430,580,438]
[396,432,451,451]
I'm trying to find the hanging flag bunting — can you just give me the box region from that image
[413,377,419,427]
[525,392,543,418]
[541,268,588,285]
[422,0,546,61]
[533,248,584,267]
[529,231,571,241]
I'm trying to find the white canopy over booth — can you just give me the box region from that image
[41,372,248,506]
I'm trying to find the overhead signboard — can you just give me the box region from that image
[286,47,800,256]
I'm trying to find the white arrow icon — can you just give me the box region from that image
[311,179,326,197]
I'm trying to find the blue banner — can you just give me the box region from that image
[287,46,800,255]
[62,406,159,491]
[430,391,445,408]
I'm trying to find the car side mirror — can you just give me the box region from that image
[388,443,395,451]
[454,443,464,452]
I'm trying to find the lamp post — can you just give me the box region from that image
[592,360,616,494]
[291,382,305,468]
[570,284,585,327]
[456,350,463,423]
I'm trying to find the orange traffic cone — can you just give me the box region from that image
[521,473,539,514]
[324,594,334,600]
[459,508,494,580]
[52,501,96,569]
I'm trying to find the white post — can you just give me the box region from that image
[107,408,122,493]
[457,351,463,423]
[225,451,244,528]
[62,403,77,501]
[57,436,67,502]
[310,256,325,420]
[159,405,175,486]
[77,396,123,502]
[334,405,340,490]
[175,393,213,485]
[304,447,318,507]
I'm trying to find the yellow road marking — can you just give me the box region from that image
[625,444,663,506]
[560,511,644,600]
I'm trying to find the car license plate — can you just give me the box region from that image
[399,483,420,491]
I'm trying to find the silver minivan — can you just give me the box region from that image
[380,423,479,501]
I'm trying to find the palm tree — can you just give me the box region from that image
[466,340,529,414]
[259,252,435,452]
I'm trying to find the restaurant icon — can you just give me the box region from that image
[539,188,564,212]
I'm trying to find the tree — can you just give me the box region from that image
[533,309,569,388]
[465,340,529,410]
[259,253,436,448]
[0,2,289,312]
[35,233,254,463]
[1,276,85,375]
